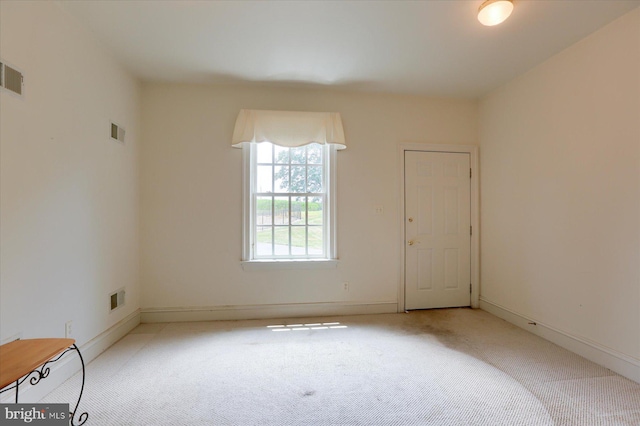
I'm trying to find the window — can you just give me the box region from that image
[243,142,337,263]
[232,109,345,267]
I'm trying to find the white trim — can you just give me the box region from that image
[241,144,252,260]
[328,145,338,259]
[397,143,480,312]
[140,302,397,323]
[480,298,640,384]
[241,259,338,271]
[0,333,23,345]
[1,310,141,403]
[242,143,338,262]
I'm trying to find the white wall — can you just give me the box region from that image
[479,8,640,378]
[0,2,141,345]
[140,84,476,318]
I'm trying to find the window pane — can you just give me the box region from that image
[308,226,323,255]
[257,165,272,193]
[256,197,272,225]
[291,227,306,255]
[308,198,323,225]
[274,145,289,164]
[248,141,332,261]
[274,166,289,192]
[291,197,306,225]
[290,166,306,193]
[256,226,272,256]
[274,226,290,255]
[307,144,322,164]
[273,197,289,225]
[290,147,306,164]
[307,166,322,193]
[257,143,272,163]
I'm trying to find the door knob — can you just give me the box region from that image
[408,217,414,223]
[408,239,415,246]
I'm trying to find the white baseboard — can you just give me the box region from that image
[141,301,398,323]
[480,298,640,384]
[1,310,141,403]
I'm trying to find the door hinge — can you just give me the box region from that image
[470,225,472,236]
[470,168,472,179]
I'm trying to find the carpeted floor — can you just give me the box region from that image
[41,308,640,425]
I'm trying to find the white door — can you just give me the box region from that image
[405,151,471,310]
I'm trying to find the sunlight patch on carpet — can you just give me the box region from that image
[267,322,347,332]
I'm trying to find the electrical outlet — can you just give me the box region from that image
[343,282,349,291]
[65,321,73,339]
[373,206,384,215]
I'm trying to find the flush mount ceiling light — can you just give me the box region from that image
[478,0,514,26]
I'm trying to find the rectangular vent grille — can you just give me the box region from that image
[110,122,125,143]
[0,61,24,96]
[109,288,126,311]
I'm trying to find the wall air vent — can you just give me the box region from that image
[0,61,24,97]
[109,288,126,312]
[110,121,125,143]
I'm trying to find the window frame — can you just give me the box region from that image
[241,142,338,269]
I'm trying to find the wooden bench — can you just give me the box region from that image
[0,338,88,425]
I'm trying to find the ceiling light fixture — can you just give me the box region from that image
[477,0,514,26]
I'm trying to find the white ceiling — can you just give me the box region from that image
[59,0,640,98]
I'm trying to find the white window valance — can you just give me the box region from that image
[231,109,346,150]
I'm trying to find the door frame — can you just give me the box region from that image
[398,143,479,312]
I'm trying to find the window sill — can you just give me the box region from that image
[241,259,339,271]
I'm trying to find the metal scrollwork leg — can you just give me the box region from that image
[0,344,89,425]
[69,344,88,426]
[1,355,55,401]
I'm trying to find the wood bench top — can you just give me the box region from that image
[0,338,75,389]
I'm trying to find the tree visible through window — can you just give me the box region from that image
[252,142,329,258]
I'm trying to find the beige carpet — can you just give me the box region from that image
[41,309,640,425]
